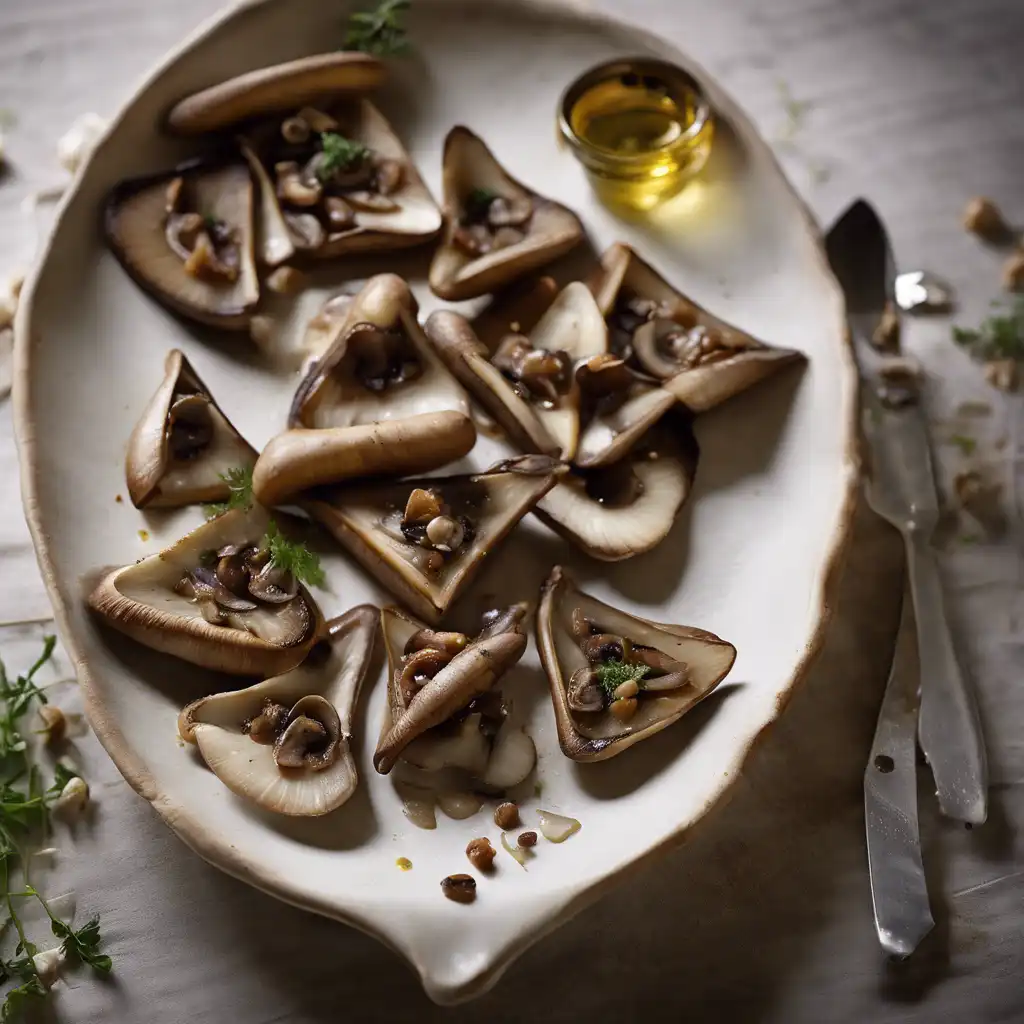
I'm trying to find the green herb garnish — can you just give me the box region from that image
[0,638,112,1018]
[316,132,370,182]
[203,465,254,520]
[594,659,649,698]
[948,434,977,456]
[953,298,1024,361]
[344,0,411,56]
[465,187,497,221]
[202,214,219,232]
[261,521,325,589]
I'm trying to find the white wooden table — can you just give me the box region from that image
[1,1,1022,1020]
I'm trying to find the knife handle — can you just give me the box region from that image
[906,532,988,824]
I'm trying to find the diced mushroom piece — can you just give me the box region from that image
[537,567,736,762]
[178,606,378,816]
[429,126,584,301]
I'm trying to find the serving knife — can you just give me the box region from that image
[864,587,934,957]
[826,199,988,826]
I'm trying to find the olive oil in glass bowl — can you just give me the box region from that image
[559,58,714,211]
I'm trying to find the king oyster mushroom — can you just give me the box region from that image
[166,52,386,135]
[306,455,565,625]
[126,349,257,509]
[87,506,323,676]
[374,604,536,788]
[253,274,475,506]
[535,420,698,561]
[537,567,736,762]
[178,604,377,816]
[428,126,584,301]
[591,242,804,413]
[105,160,260,329]
[425,281,607,460]
[241,99,440,259]
[240,139,296,268]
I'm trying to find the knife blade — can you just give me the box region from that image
[826,199,988,825]
[864,586,934,957]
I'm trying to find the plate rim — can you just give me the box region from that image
[12,0,860,1003]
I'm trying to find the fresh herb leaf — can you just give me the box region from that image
[594,659,649,697]
[465,188,497,221]
[1,974,46,1021]
[51,916,111,974]
[203,465,254,519]
[953,298,1024,361]
[776,79,813,143]
[261,521,325,588]
[0,638,54,762]
[45,763,77,800]
[947,433,977,456]
[202,214,219,232]
[316,132,370,182]
[344,0,411,56]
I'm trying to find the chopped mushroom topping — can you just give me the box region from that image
[164,176,241,283]
[440,874,477,904]
[379,485,477,572]
[569,609,691,716]
[453,188,533,257]
[166,391,215,461]
[347,323,422,392]
[491,332,573,407]
[241,695,340,771]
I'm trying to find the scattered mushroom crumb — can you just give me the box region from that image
[1003,251,1024,293]
[962,197,1009,241]
[115,494,123,503]
[138,529,150,542]
[871,300,901,351]
[440,873,476,904]
[53,776,89,817]
[954,470,984,507]
[984,358,1018,392]
[37,705,67,746]
[396,856,413,871]
[266,265,306,295]
[494,801,520,830]
[466,837,496,872]
[517,830,538,849]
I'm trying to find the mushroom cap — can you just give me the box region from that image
[166,53,386,135]
[428,126,584,301]
[535,422,698,560]
[424,281,606,461]
[239,138,296,268]
[87,506,324,676]
[536,567,736,762]
[105,160,259,330]
[306,456,564,625]
[374,604,528,774]
[125,349,257,509]
[591,242,804,413]
[289,274,469,430]
[178,605,378,816]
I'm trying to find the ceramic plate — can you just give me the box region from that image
[14,0,856,1004]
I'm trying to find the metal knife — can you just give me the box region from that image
[826,199,988,825]
[864,586,934,957]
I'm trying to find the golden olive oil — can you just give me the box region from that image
[560,61,714,211]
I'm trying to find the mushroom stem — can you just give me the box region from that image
[252,411,476,506]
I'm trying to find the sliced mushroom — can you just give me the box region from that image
[425,281,607,460]
[105,161,260,330]
[591,242,804,413]
[374,604,530,775]
[178,605,377,815]
[428,126,584,301]
[166,53,386,135]
[239,139,295,267]
[537,568,735,761]
[535,420,698,560]
[306,455,565,624]
[469,275,560,351]
[87,506,323,676]
[273,695,341,770]
[125,349,257,509]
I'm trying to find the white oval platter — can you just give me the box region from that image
[14,0,857,1005]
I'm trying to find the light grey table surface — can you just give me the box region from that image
[1,0,1023,1021]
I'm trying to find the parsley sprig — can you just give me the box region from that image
[344,0,411,56]
[594,659,649,698]
[261,521,325,589]
[316,132,370,182]
[203,465,254,520]
[464,188,498,222]
[953,297,1024,362]
[0,638,112,1019]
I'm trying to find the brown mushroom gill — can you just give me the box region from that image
[87,507,322,676]
[374,604,530,775]
[105,161,259,329]
[537,567,736,762]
